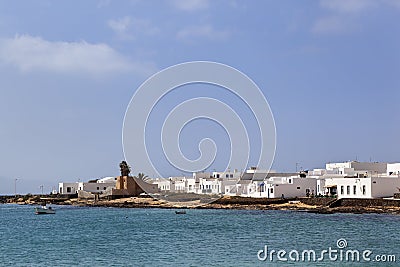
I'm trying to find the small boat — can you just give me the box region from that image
[34,205,56,215]
[175,210,186,214]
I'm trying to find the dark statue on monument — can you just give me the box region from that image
[119,160,131,177]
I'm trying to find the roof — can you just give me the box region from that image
[237,180,252,185]
[240,172,299,181]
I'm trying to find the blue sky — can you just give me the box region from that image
[0,0,399,194]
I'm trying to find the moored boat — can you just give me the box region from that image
[34,205,55,215]
[175,210,186,214]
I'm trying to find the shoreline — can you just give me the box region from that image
[2,195,400,215]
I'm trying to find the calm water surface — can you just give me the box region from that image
[1,204,399,266]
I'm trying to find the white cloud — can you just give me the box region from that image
[97,0,111,8]
[170,0,209,11]
[108,16,160,40]
[108,16,133,40]
[311,16,351,34]
[177,25,229,42]
[312,0,395,34]
[320,0,376,13]
[0,35,156,76]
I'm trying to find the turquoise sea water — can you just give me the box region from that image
[1,204,399,266]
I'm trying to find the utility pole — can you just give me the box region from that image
[39,185,44,195]
[14,178,18,197]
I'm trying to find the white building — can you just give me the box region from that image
[326,161,387,176]
[211,170,241,179]
[263,177,317,198]
[97,176,117,183]
[335,177,400,199]
[155,176,197,193]
[156,178,171,191]
[59,182,79,195]
[387,163,400,176]
[77,181,115,194]
[59,177,116,195]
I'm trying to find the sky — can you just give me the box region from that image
[0,0,399,195]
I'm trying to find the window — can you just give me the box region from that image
[297,187,301,190]
[340,186,344,195]
[230,174,233,178]
[67,187,71,193]
[270,188,274,194]
[216,174,220,178]
[289,179,292,183]
[362,185,366,195]
[97,187,99,190]
[59,188,62,194]
[226,174,229,178]
[353,185,356,195]
[347,186,350,195]
[103,187,106,190]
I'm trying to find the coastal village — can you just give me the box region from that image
[57,160,400,201]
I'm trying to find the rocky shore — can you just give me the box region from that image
[2,194,400,214]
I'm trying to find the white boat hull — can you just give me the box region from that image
[34,207,56,214]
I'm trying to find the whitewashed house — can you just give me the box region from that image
[155,178,171,191]
[335,177,400,199]
[198,178,221,194]
[59,177,116,195]
[326,161,387,177]
[59,182,79,195]
[211,170,241,179]
[77,181,115,194]
[263,177,317,198]
[387,163,400,176]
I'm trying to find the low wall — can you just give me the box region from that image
[214,197,292,205]
[339,198,400,207]
[300,198,336,206]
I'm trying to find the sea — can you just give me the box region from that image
[1,204,399,266]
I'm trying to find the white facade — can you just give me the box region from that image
[97,176,117,183]
[326,161,387,175]
[335,177,400,199]
[230,176,317,199]
[156,177,198,193]
[156,178,171,191]
[387,163,400,176]
[211,170,241,179]
[59,182,79,194]
[77,182,115,194]
[59,179,116,195]
[264,177,317,198]
[186,178,197,193]
[198,178,222,194]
